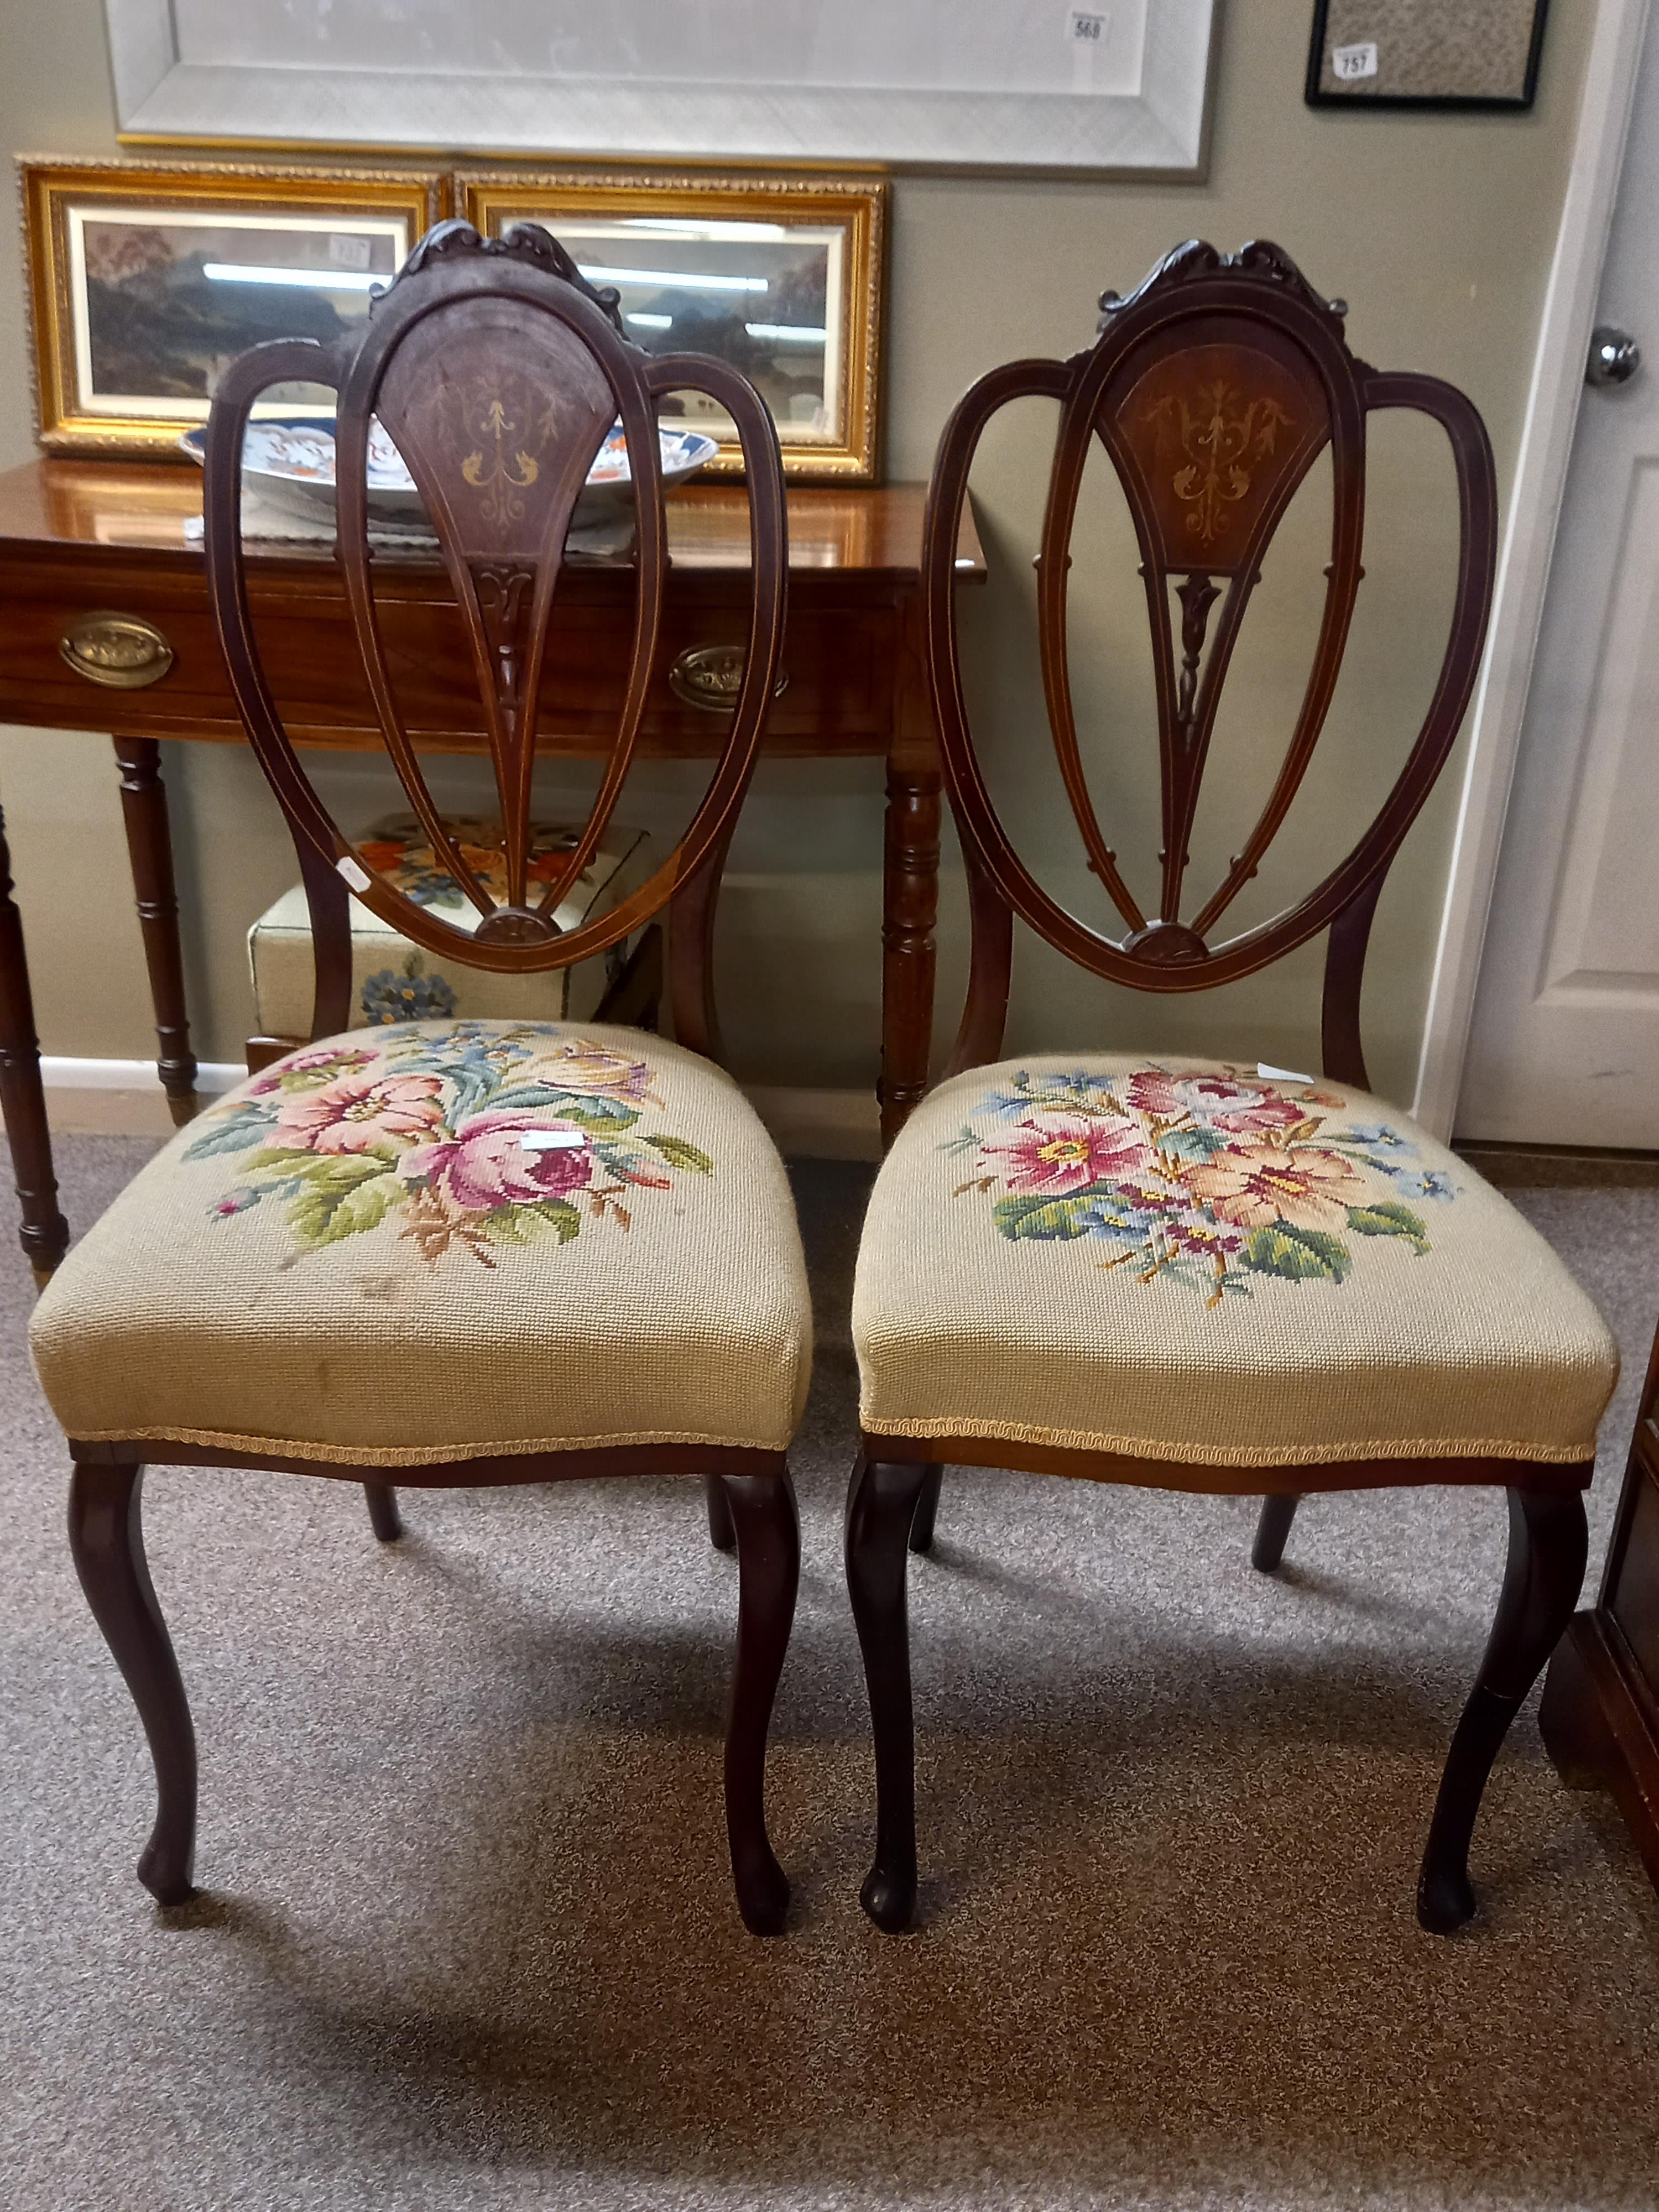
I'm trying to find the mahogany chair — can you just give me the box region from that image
[31,220,808,1936]
[846,241,1619,1936]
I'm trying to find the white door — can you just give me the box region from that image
[1459,10,1659,1147]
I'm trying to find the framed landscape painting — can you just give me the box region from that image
[106,0,1220,178]
[19,157,445,455]
[459,170,886,481]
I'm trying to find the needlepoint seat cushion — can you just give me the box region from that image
[247,814,652,1038]
[30,1021,811,1466]
[852,1055,1618,1480]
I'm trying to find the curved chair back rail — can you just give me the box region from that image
[921,237,1498,1092]
[202,217,789,1064]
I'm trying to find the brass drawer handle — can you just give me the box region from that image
[59,611,175,691]
[667,643,789,713]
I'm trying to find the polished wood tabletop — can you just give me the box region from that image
[0,461,980,577]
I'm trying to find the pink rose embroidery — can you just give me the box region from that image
[399,1110,595,1213]
[1127,1070,1310,1134]
[274,1072,445,1155]
[247,1044,378,1095]
[281,1045,380,1074]
[1203,1094,1311,1136]
[188,1024,710,1266]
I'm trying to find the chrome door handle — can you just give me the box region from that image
[1587,325,1641,387]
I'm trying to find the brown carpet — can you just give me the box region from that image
[3,1136,1658,2211]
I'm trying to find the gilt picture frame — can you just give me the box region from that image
[18,156,446,456]
[458,169,886,482]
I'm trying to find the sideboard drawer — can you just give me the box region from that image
[0,576,237,733]
[0,563,899,757]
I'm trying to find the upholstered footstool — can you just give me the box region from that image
[246,813,652,1066]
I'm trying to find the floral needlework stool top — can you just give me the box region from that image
[187,1022,712,1266]
[355,815,588,911]
[944,1063,1455,1308]
[28,1019,811,1464]
[851,1052,1620,1470]
[942,1062,1460,1301]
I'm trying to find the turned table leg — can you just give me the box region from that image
[0,794,69,1282]
[113,738,199,1126]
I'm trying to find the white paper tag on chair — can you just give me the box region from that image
[336,854,372,893]
[1257,1061,1315,1084]
[518,1129,588,1152]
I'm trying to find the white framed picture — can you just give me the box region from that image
[106,0,1221,179]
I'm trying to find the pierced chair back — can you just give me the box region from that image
[922,239,1498,1091]
[203,218,788,1063]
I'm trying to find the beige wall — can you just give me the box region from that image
[0,0,1594,1106]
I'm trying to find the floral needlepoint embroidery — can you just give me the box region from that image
[943,1065,1457,1308]
[184,1025,711,1267]
[360,957,458,1026]
[356,816,584,913]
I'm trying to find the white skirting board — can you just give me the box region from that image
[39,1057,883,1160]
[41,1057,241,1135]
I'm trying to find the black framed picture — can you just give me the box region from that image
[1306,0,1550,111]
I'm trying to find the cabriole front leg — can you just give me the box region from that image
[67,1460,197,1905]
[721,1470,800,1934]
[846,1453,929,1931]
[1417,1485,1588,1933]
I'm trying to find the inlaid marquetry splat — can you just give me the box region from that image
[1107,342,1324,581]
[1146,382,1293,547]
[460,388,542,527]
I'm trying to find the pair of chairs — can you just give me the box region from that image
[30,225,1618,1947]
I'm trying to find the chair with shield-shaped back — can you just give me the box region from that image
[31,220,809,1936]
[845,241,1619,1936]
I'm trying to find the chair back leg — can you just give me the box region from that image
[704,1472,737,1553]
[1418,1484,1588,1931]
[1251,1493,1300,1572]
[908,1463,945,1554]
[362,1481,403,1542]
[67,1459,197,1905]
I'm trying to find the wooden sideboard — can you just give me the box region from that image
[1540,1327,1659,1888]
[0,460,983,1275]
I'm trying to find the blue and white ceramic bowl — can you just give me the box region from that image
[179,418,718,528]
